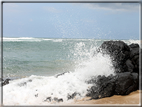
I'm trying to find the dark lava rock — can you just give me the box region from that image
[86,72,139,99]
[125,59,134,73]
[58,98,63,102]
[55,71,70,78]
[44,97,63,102]
[44,97,51,102]
[2,78,11,86]
[98,41,141,74]
[67,92,80,100]
[114,72,138,95]
[129,43,140,73]
[99,40,131,73]
[53,97,63,102]
[129,43,140,58]
[86,74,116,99]
[87,40,141,100]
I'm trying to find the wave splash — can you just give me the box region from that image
[3,41,115,105]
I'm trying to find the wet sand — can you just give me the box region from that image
[62,90,141,105]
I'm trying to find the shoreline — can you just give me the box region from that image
[2,89,141,106]
[61,90,141,105]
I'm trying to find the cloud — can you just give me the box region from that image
[42,6,60,13]
[84,3,139,12]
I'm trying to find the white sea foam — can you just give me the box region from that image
[3,42,115,105]
[3,37,104,42]
[43,38,52,41]
[3,39,139,106]
[3,54,114,105]
[3,37,41,42]
[122,39,141,47]
[43,38,63,42]
[52,39,63,42]
[3,37,64,42]
[4,39,140,105]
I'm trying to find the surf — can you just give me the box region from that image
[3,40,115,105]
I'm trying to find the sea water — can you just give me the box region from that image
[2,37,140,105]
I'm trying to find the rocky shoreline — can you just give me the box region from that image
[66,90,141,105]
[86,40,141,100]
[2,40,142,103]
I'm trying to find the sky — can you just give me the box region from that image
[3,2,140,39]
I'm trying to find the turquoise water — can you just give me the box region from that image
[3,38,103,79]
[3,37,140,79]
[3,37,140,105]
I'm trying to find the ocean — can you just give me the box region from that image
[2,37,140,105]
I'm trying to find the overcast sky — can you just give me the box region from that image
[3,2,140,39]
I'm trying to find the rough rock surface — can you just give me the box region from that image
[99,41,140,74]
[87,40,141,100]
[1,78,11,86]
[86,72,139,99]
[99,40,131,73]
[2,40,141,102]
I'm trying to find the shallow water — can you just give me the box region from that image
[3,38,140,105]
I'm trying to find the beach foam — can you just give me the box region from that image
[3,52,115,105]
[3,37,41,42]
[3,38,140,105]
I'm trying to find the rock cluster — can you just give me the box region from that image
[99,40,140,73]
[1,78,11,86]
[2,40,141,102]
[86,40,141,99]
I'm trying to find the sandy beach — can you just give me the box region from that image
[62,90,141,105]
[1,90,141,106]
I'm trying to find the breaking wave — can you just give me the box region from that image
[3,40,115,105]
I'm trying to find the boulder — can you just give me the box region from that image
[2,78,11,86]
[67,92,81,100]
[87,41,141,100]
[129,43,140,73]
[129,43,140,58]
[125,59,134,73]
[2,40,141,102]
[86,74,116,99]
[98,41,141,74]
[86,72,139,99]
[99,40,130,73]
[114,72,138,95]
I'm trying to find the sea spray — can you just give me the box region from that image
[3,41,115,105]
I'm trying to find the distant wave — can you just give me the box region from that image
[3,38,141,105]
[3,37,65,42]
[3,37,94,42]
[3,37,41,42]
[43,39,63,42]
[3,37,141,46]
